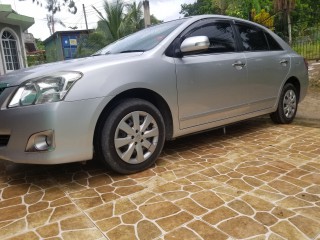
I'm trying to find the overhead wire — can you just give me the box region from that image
[34,0,142,31]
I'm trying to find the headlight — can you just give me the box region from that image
[8,72,82,108]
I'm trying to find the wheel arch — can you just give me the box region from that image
[93,88,174,149]
[284,76,301,101]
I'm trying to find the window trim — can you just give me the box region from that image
[0,27,23,74]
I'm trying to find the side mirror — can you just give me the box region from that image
[180,36,210,54]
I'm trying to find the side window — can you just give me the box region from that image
[236,24,269,51]
[264,32,283,51]
[184,21,236,54]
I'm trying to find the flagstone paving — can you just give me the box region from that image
[0,116,319,240]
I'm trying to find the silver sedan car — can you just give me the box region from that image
[0,15,308,174]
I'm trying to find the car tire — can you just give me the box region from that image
[270,83,298,124]
[98,98,165,174]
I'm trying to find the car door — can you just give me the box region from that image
[174,19,249,129]
[235,23,290,111]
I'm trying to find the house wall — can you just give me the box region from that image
[0,23,26,75]
[44,32,91,63]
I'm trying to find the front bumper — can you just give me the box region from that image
[0,87,108,164]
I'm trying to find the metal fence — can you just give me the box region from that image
[291,28,320,60]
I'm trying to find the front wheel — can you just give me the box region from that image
[98,98,165,174]
[270,83,298,124]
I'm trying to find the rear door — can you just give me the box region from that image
[235,23,290,111]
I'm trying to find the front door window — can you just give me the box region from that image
[1,31,20,72]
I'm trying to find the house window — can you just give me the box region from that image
[1,31,20,72]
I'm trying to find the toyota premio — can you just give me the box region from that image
[0,15,308,173]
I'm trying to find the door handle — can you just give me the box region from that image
[232,61,246,69]
[280,59,288,64]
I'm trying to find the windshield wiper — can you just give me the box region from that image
[92,51,111,56]
[119,50,145,53]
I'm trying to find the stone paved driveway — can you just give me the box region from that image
[0,98,320,239]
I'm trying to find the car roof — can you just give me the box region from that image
[184,14,263,28]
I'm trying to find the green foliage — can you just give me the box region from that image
[180,0,216,16]
[93,0,126,42]
[253,9,274,29]
[125,1,144,32]
[150,14,163,24]
[92,1,163,42]
[291,0,320,37]
[76,32,108,58]
[27,53,46,67]
[35,38,45,50]
[77,1,163,58]
[26,39,46,67]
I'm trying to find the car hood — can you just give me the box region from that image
[0,52,143,87]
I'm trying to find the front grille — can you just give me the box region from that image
[0,135,10,147]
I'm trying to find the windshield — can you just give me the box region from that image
[95,19,186,55]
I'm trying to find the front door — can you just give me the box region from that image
[175,20,249,129]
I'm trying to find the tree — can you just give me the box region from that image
[180,0,216,16]
[93,0,126,42]
[19,0,77,34]
[126,1,144,32]
[18,0,77,13]
[253,9,274,29]
[274,0,295,44]
[150,14,163,24]
[46,13,65,35]
[76,32,107,57]
[291,0,320,38]
[213,0,229,15]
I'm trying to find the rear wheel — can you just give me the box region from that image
[270,83,298,124]
[98,99,165,174]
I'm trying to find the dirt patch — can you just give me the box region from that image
[308,61,320,89]
[295,63,320,125]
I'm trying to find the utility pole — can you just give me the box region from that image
[143,0,151,28]
[83,4,88,30]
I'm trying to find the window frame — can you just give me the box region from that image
[234,22,284,52]
[0,28,22,73]
[166,18,241,58]
[264,30,283,51]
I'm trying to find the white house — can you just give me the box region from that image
[0,4,34,75]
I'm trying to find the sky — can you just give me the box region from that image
[0,0,195,40]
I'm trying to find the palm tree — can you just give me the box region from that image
[274,0,295,44]
[93,0,126,42]
[126,1,143,31]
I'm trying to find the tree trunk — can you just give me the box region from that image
[52,13,55,34]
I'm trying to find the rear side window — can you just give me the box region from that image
[236,24,269,51]
[185,21,236,54]
[265,32,283,50]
